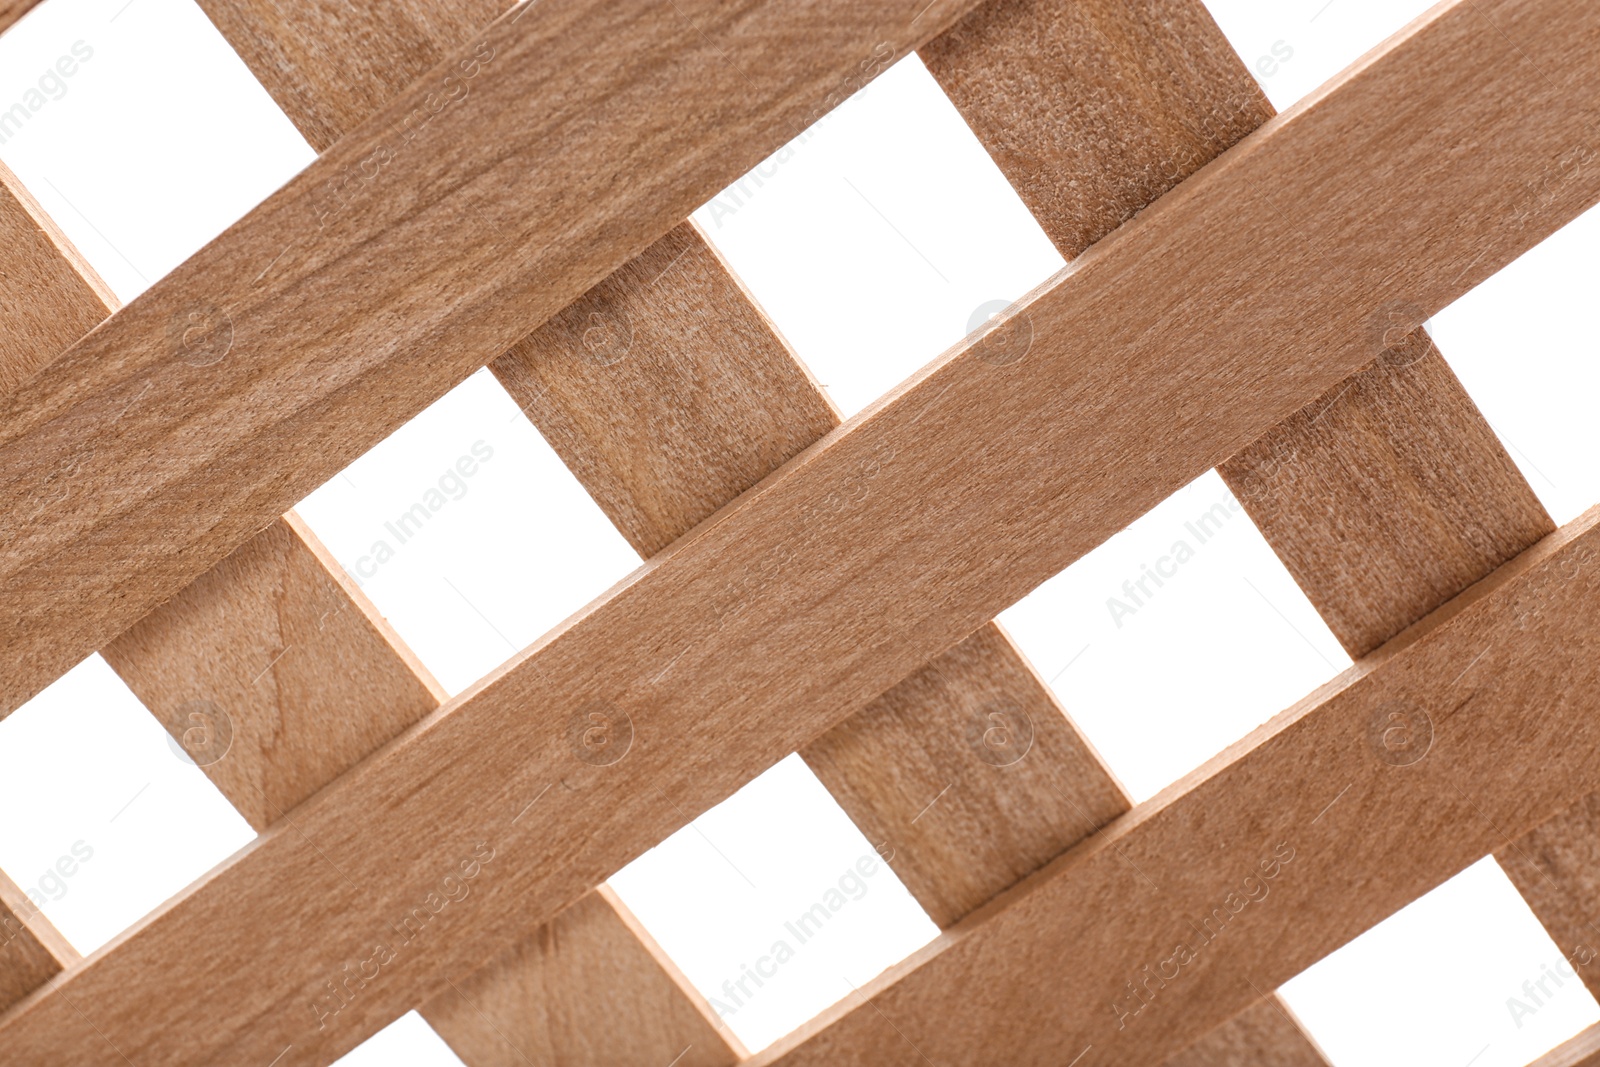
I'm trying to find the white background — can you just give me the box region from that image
[1,0,1597,1062]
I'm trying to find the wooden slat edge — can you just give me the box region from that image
[0,159,117,396]
[0,0,44,37]
[0,870,77,1014]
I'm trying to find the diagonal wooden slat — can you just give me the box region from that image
[101,514,446,827]
[0,0,986,715]
[7,3,1258,1053]
[1221,341,1554,661]
[432,218,1124,1058]
[920,0,1269,259]
[1224,338,1600,1056]
[923,0,1561,1057]
[0,162,114,397]
[0,871,76,1014]
[2,0,1598,1060]
[799,621,1126,927]
[194,1,1180,1054]
[754,507,1600,1065]
[0,0,42,35]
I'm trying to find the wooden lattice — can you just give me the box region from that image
[1,0,1599,1063]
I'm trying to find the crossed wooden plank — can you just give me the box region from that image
[4,0,1129,1061]
[1,0,1194,1061]
[0,0,1593,1062]
[0,0,990,709]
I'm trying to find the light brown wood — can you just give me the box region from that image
[3,1,1596,1061]
[1165,998,1329,1067]
[0,0,43,35]
[0,0,985,716]
[754,507,1600,1065]
[801,623,1127,927]
[493,221,839,559]
[190,0,505,153]
[0,161,116,397]
[421,887,742,1067]
[1221,339,1554,658]
[102,514,444,829]
[921,0,1271,261]
[0,871,76,1014]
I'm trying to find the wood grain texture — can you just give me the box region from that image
[1164,998,1329,1067]
[101,514,444,829]
[0,871,76,1014]
[0,0,985,715]
[920,0,1271,260]
[421,887,742,1067]
[494,221,838,558]
[753,508,1600,1065]
[0,161,116,397]
[4,0,1598,1062]
[191,0,504,152]
[0,0,42,35]
[801,622,1128,927]
[1221,339,1554,658]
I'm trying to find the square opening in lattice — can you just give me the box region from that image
[1281,856,1600,1066]
[999,468,1350,802]
[0,655,252,952]
[0,0,312,299]
[1432,201,1600,526]
[608,753,938,1053]
[696,52,1061,419]
[295,368,639,696]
